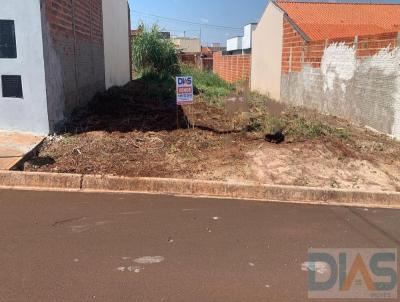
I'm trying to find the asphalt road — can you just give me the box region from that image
[0,189,399,302]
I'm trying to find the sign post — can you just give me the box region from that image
[176,76,194,129]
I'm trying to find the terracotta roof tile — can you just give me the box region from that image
[276,1,400,40]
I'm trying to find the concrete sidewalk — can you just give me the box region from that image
[0,131,45,170]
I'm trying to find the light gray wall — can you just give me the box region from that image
[281,43,400,138]
[103,0,131,89]
[251,2,284,100]
[0,0,49,134]
[40,2,65,133]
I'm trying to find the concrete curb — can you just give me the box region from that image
[1,171,400,209]
[0,171,82,190]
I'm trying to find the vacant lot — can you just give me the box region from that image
[25,72,400,192]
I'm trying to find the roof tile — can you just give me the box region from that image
[276,1,400,40]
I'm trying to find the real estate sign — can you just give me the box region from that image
[176,76,193,104]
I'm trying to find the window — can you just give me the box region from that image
[2,75,23,98]
[0,20,17,58]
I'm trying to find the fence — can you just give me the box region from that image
[213,52,251,85]
[177,53,213,71]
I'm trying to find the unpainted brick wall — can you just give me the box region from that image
[282,19,398,72]
[178,53,199,65]
[42,0,105,119]
[280,18,400,138]
[213,52,251,84]
[178,53,213,71]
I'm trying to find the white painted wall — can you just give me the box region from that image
[0,0,49,134]
[102,0,131,89]
[281,43,400,139]
[242,24,257,50]
[321,44,400,138]
[227,37,243,52]
[251,2,284,100]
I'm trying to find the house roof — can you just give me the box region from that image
[275,1,400,41]
[201,46,212,54]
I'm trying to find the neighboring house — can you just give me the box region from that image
[251,1,400,138]
[132,29,170,40]
[227,24,257,55]
[172,37,201,53]
[210,43,222,48]
[201,45,227,57]
[209,46,227,53]
[0,0,131,135]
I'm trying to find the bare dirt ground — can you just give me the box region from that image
[24,80,400,192]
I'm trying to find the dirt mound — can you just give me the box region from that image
[65,79,186,133]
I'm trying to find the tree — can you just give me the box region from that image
[132,24,181,77]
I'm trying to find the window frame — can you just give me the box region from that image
[0,19,17,59]
[1,75,23,99]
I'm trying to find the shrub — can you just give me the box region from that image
[180,64,233,106]
[133,24,180,77]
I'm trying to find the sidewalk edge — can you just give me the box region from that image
[0,171,399,209]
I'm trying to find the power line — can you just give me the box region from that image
[132,10,242,31]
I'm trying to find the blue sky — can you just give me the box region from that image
[128,0,400,45]
[129,0,268,45]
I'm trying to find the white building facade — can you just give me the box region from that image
[226,23,257,54]
[0,0,131,135]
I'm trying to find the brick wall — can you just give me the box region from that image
[282,19,305,73]
[178,54,213,71]
[213,52,251,84]
[178,53,199,66]
[42,0,105,126]
[282,19,399,72]
[280,18,400,138]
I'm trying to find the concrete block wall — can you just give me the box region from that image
[213,52,251,84]
[280,19,400,138]
[42,0,105,130]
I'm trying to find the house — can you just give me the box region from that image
[227,23,257,55]
[251,1,400,138]
[0,0,131,135]
[132,29,170,40]
[171,37,201,54]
